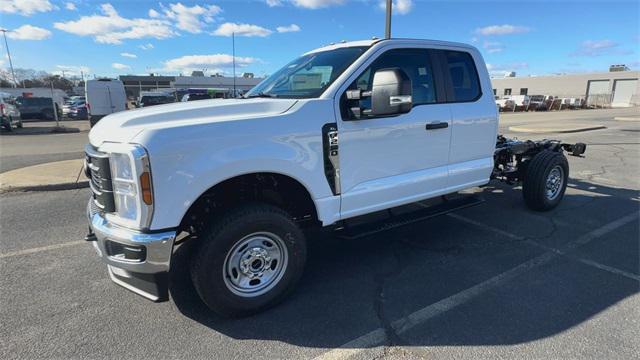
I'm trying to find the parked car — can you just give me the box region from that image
[63,98,86,118]
[495,97,515,111]
[139,93,176,107]
[508,95,530,110]
[528,95,548,111]
[0,92,22,131]
[85,79,127,126]
[84,38,586,317]
[68,104,88,120]
[181,93,213,102]
[16,97,60,120]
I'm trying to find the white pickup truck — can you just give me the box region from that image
[84,39,585,317]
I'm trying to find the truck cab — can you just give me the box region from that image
[84,39,583,317]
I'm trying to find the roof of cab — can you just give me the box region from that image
[304,38,477,55]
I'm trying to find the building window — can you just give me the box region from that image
[493,89,497,95]
[504,88,512,96]
[520,88,528,95]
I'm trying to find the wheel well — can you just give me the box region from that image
[179,172,320,235]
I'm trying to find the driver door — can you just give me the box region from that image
[337,47,452,219]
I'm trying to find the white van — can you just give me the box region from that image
[85,79,127,126]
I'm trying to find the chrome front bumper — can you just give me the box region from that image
[87,201,176,301]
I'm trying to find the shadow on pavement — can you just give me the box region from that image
[168,178,639,349]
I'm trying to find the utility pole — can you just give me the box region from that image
[0,29,18,88]
[385,0,392,39]
[232,32,237,98]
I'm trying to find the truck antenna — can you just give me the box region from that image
[385,0,392,39]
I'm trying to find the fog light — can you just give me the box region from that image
[105,241,147,262]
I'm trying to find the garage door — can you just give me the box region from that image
[586,80,610,107]
[611,79,639,108]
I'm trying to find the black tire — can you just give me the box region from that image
[523,150,569,211]
[16,119,23,128]
[190,203,307,317]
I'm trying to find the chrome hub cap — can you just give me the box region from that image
[545,165,564,200]
[223,232,288,297]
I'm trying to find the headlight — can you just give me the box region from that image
[99,143,153,230]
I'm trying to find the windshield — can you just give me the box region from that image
[245,46,368,99]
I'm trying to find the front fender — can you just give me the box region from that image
[134,100,339,230]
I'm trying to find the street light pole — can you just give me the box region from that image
[385,0,392,39]
[0,29,18,88]
[232,32,237,98]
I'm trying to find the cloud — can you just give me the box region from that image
[570,39,631,56]
[159,2,221,33]
[276,24,301,33]
[138,43,154,50]
[148,8,160,17]
[213,23,272,37]
[112,63,131,70]
[6,25,52,40]
[378,0,412,15]
[162,54,259,73]
[265,0,282,6]
[483,41,504,54]
[475,24,530,36]
[121,52,137,58]
[290,0,344,9]
[54,3,175,44]
[65,2,76,10]
[0,0,54,16]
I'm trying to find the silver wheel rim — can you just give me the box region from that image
[222,231,288,297]
[545,165,564,201]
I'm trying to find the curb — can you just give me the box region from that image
[508,125,606,134]
[614,116,640,122]
[0,180,89,193]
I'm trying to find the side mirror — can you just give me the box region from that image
[370,68,412,116]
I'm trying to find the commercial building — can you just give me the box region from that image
[172,74,264,96]
[491,71,639,108]
[119,74,265,99]
[119,75,175,99]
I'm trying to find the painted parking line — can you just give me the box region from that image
[313,211,638,360]
[449,212,640,281]
[0,240,85,259]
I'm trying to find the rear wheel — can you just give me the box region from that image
[523,150,569,211]
[190,203,307,317]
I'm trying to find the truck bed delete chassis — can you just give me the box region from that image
[492,135,586,184]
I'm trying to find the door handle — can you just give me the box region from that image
[425,122,449,130]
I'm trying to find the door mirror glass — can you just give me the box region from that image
[370,68,412,116]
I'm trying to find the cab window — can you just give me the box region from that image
[353,48,437,106]
[443,50,481,102]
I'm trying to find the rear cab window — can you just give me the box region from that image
[442,50,481,102]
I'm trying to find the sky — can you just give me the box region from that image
[1,0,638,80]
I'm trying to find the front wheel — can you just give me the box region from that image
[522,151,569,211]
[190,203,307,317]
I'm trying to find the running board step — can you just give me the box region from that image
[336,195,485,240]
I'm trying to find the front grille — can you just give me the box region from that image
[85,144,115,213]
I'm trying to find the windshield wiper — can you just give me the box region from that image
[243,92,278,99]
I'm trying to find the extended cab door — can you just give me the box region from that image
[438,49,498,190]
[336,47,452,219]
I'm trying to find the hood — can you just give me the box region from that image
[89,98,297,146]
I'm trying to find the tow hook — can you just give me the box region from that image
[85,228,97,242]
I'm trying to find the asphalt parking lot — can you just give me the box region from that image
[1,108,639,359]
